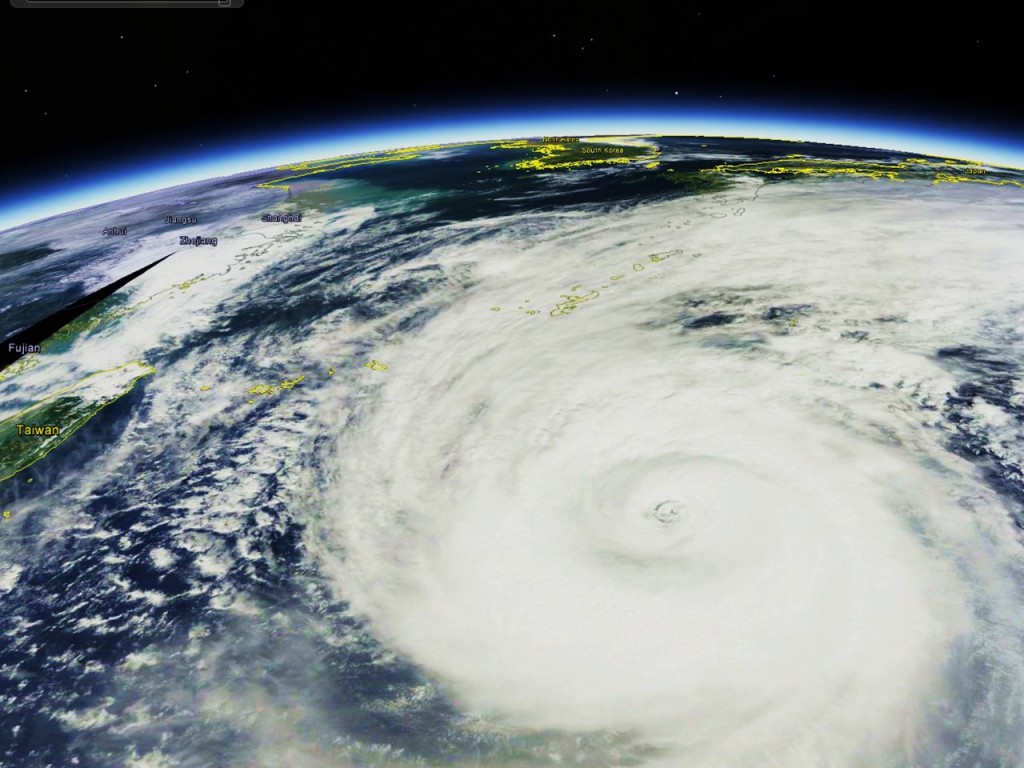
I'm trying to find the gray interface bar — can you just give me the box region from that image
[11,0,243,7]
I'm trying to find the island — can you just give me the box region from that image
[0,361,155,483]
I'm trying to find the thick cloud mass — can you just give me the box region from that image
[314,179,1024,767]
[5,154,1024,768]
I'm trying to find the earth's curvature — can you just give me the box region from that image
[1,135,1024,768]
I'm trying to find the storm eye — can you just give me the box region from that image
[648,500,681,524]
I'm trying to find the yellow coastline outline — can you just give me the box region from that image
[489,137,662,172]
[701,154,1024,188]
[257,142,489,192]
[0,361,156,484]
[256,136,665,191]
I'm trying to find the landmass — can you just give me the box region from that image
[0,361,155,483]
[257,141,489,192]
[247,375,306,397]
[0,254,171,376]
[542,252,677,318]
[701,154,1024,188]
[1,266,223,386]
[490,136,661,172]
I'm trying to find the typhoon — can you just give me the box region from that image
[1,136,1023,768]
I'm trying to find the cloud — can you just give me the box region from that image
[310,176,1024,766]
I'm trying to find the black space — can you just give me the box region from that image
[2,3,1023,192]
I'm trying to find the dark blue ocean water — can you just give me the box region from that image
[1,137,1021,767]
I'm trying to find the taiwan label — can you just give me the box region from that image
[17,424,61,437]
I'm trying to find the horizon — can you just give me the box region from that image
[5,108,1024,233]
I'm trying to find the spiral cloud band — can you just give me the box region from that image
[310,176,1024,767]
